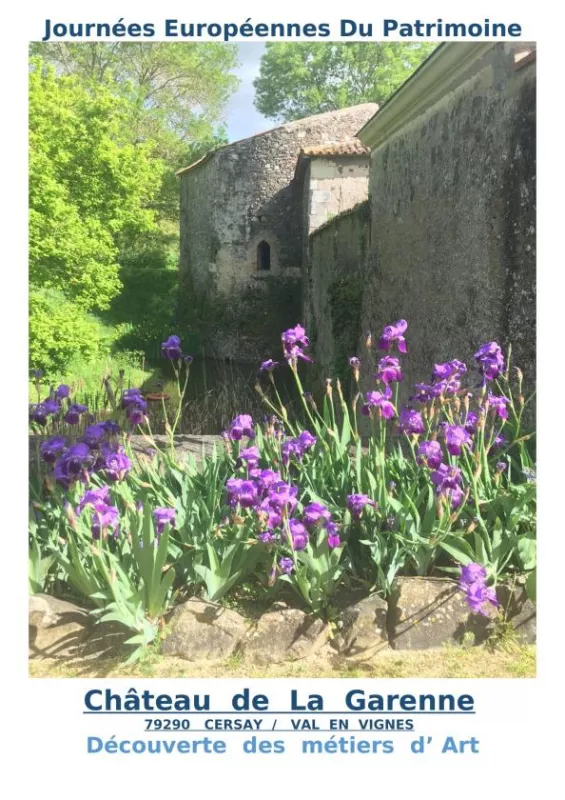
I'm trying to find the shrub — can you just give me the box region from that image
[29,290,113,376]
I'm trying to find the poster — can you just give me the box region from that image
[3,2,560,796]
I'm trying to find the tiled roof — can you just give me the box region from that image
[299,141,369,157]
[176,103,377,176]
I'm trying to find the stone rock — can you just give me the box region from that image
[29,594,93,658]
[389,577,491,650]
[241,607,327,665]
[497,582,536,643]
[161,599,247,662]
[331,593,389,657]
[78,621,134,661]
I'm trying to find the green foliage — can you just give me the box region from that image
[30,43,238,223]
[29,57,163,312]
[31,42,239,151]
[29,289,113,376]
[254,43,437,121]
[29,45,239,378]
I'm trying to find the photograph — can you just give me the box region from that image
[28,39,536,680]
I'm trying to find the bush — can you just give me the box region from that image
[29,290,113,376]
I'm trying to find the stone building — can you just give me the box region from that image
[305,42,536,397]
[178,104,376,360]
[179,42,535,400]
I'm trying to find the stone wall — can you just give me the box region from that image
[305,156,370,234]
[178,104,377,362]
[358,43,536,398]
[305,202,370,381]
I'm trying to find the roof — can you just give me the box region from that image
[298,141,369,157]
[357,43,535,150]
[176,103,378,176]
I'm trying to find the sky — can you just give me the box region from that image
[225,43,271,142]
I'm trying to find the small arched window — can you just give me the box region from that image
[257,240,271,272]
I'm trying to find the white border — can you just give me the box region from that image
[2,1,562,796]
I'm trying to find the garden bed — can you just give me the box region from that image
[30,577,535,668]
[29,322,536,670]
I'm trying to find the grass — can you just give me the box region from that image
[29,642,536,679]
[30,353,153,402]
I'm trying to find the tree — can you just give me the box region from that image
[30,43,239,161]
[29,58,163,311]
[253,43,437,122]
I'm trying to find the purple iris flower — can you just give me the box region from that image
[295,430,314,449]
[121,388,145,410]
[465,583,498,615]
[281,324,309,349]
[29,404,48,426]
[161,335,182,360]
[55,384,71,399]
[82,424,106,448]
[281,324,312,366]
[42,398,61,415]
[416,440,443,469]
[40,436,67,464]
[347,494,376,519]
[496,461,507,473]
[487,394,509,420]
[259,359,279,373]
[281,431,316,464]
[375,356,403,385]
[31,397,61,425]
[430,464,465,508]
[378,319,408,354]
[326,521,341,549]
[249,468,281,491]
[410,383,443,403]
[228,414,254,441]
[128,406,147,426]
[266,481,298,512]
[76,486,111,515]
[153,507,176,535]
[258,531,277,543]
[432,360,467,382]
[120,389,147,425]
[430,463,462,492]
[288,519,309,551]
[103,420,121,435]
[398,407,425,435]
[460,563,487,588]
[458,563,498,616]
[257,502,282,531]
[303,503,331,529]
[91,504,120,540]
[361,391,396,419]
[226,478,259,509]
[493,433,506,448]
[236,446,261,470]
[64,403,88,425]
[101,448,131,482]
[32,369,43,380]
[474,341,505,381]
[464,412,479,435]
[279,557,294,575]
[53,443,93,488]
[444,425,472,456]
